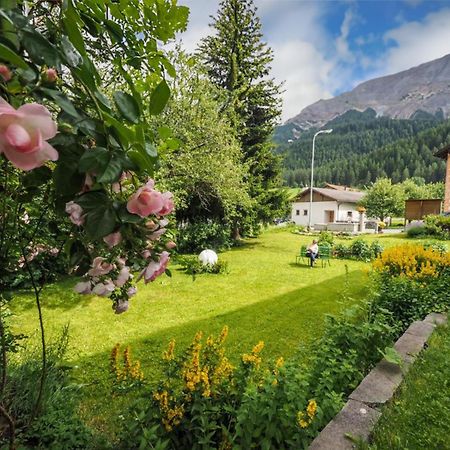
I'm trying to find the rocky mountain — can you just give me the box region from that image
[285,53,450,133]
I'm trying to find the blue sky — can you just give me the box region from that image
[178,0,450,121]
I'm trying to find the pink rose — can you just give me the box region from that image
[138,251,170,284]
[0,65,12,82]
[103,231,122,248]
[127,286,137,297]
[166,240,176,249]
[0,98,58,171]
[149,228,166,241]
[141,249,152,259]
[74,280,92,294]
[88,257,115,277]
[116,257,127,268]
[92,280,116,297]
[115,266,131,287]
[45,68,58,83]
[113,299,129,314]
[159,192,174,216]
[65,201,85,226]
[127,179,164,218]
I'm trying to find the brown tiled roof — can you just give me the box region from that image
[294,187,365,203]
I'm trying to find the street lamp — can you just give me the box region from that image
[308,128,333,230]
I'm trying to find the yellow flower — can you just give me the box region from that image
[252,341,264,354]
[218,325,229,343]
[297,411,309,429]
[307,399,317,419]
[163,339,176,361]
[275,357,284,368]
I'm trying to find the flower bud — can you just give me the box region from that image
[0,65,12,82]
[45,68,58,83]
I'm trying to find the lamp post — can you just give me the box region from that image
[308,129,333,230]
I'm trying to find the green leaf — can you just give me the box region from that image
[118,205,141,224]
[63,1,87,56]
[0,43,28,69]
[78,147,109,173]
[22,166,52,187]
[158,126,172,139]
[40,88,79,118]
[84,205,117,240]
[60,35,83,67]
[21,30,60,67]
[128,149,155,175]
[97,156,123,184]
[380,346,403,366]
[149,79,170,115]
[113,91,140,124]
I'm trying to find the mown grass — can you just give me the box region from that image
[8,229,434,434]
[368,323,450,450]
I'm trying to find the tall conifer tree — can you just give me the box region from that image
[198,0,285,235]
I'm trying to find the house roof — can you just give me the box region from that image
[294,187,365,203]
[324,183,358,191]
[435,144,450,160]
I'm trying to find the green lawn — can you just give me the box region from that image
[8,229,429,432]
[368,323,450,450]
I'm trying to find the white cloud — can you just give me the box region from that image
[271,40,333,122]
[381,8,450,75]
[335,9,357,62]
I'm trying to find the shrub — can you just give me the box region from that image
[349,239,373,261]
[110,344,144,391]
[406,226,428,238]
[424,214,450,239]
[177,221,233,253]
[178,255,228,276]
[334,243,351,259]
[372,244,450,328]
[370,241,384,258]
[318,231,334,246]
[2,327,98,449]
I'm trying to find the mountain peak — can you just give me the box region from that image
[285,53,450,131]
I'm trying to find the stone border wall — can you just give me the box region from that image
[309,312,448,450]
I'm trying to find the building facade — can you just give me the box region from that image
[291,187,365,227]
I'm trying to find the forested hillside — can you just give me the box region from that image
[275,109,449,187]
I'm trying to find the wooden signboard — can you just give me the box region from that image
[405,199,442,221]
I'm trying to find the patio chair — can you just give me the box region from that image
[318,244,332,267]
[296,245,308,264]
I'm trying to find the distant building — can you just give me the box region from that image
[435,144,450,212]
[291,187,365,226]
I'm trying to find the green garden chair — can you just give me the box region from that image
[318,244,332,268]
[296,245,307,264]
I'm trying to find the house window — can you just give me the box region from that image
[303,210,308,216]
[296,209,300,216]
[347,211,353,218]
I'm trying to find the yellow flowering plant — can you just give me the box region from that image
[109,343,144,391]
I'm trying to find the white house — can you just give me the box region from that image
[291,187,365,227]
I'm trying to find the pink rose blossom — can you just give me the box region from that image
[127,286,137,297]
[145,220,157,230]
[45,68,58,83]
[113,299,129,314]
[149,228,166,241]
[138,251,170,284]
[115,266,131,287]
[74,280,92,294]
[92,280,116,297]
[141,249,152,259]
[65,201,85,226]
[0,65,12,82]
[103,231,122,248]
[88,257,115,277]
[159,192,174,216]
[116,257,127,268]
[127,179,164,218]
[159,218,169,228]
[166,240,176,249]
[0,98,58,171]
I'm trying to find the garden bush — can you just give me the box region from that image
[372,244,450,328]
[176,221,233,254]
[423,214,450,239]
[178,255,228,276]
[333,239,383,261]
[318,231,334,246]
[406,226,428,238]
[2,326,100,449]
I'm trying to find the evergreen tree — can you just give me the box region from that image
[198,0,284,235]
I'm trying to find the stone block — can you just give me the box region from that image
[393,331,425,364]
[423,312,448,326]
[404,321,435,340]
[349,359,403,406]
[309,400,380,450]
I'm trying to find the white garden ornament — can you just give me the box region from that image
[198,249,218,266]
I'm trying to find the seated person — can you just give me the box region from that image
[306,239,319,267]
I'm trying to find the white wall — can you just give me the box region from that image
[336,202,361,222]
[291,201,364,226]
[291,201,337,226]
